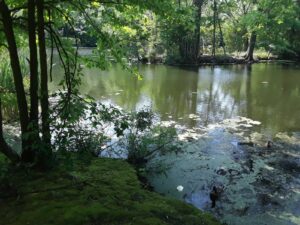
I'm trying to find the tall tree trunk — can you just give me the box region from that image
[0,0,34,162]
[212,0,217,57]
[28,0,41,150]
[245,32,256,61]
[37,0,51,152]
[0,98,20,163]
[28,0,39,126]
[218,15,226,55]
[243,37,249,52]
[194,0,203,60]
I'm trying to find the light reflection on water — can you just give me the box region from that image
[50,63,300,135]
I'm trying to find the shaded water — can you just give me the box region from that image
[49,62,300,225]
[147,118,300,225]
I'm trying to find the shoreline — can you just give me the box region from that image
[141,56,299,67]
[53,47,300,66]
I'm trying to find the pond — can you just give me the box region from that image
[50,62,300,225]
[50,62,300,134]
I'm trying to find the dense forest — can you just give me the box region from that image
[0,0,300,225]
[61,0,300,63]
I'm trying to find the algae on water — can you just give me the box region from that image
[146,117,300,225]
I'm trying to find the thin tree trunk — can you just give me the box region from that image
[0,98,20,162]
[28,0,39,126]
[0,0,34,162]
[218,16,226,55]
[37,0,51,151]
[212,0,217,57]
[245,32,256,61]
[28,0,41,150]
[194,0,203,60]
[0,0,29,131]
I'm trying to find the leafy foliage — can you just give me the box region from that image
[0,49,30,120]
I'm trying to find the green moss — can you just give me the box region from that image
[0,156,222,225]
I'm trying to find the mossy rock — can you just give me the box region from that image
[0,156,221,225]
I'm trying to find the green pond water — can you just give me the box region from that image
[50,62,300,135]
[49,62,300,225]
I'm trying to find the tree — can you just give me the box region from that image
[244,31,256,61]
[0,0,32,162]
[0,0,176,165]
[27,0,41,161]
[37,0,51,150]
[194,0,205,59]
[222,0,300,60]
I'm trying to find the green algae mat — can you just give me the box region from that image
[0,156,221,225]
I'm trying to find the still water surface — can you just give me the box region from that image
[51,63,300,135]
